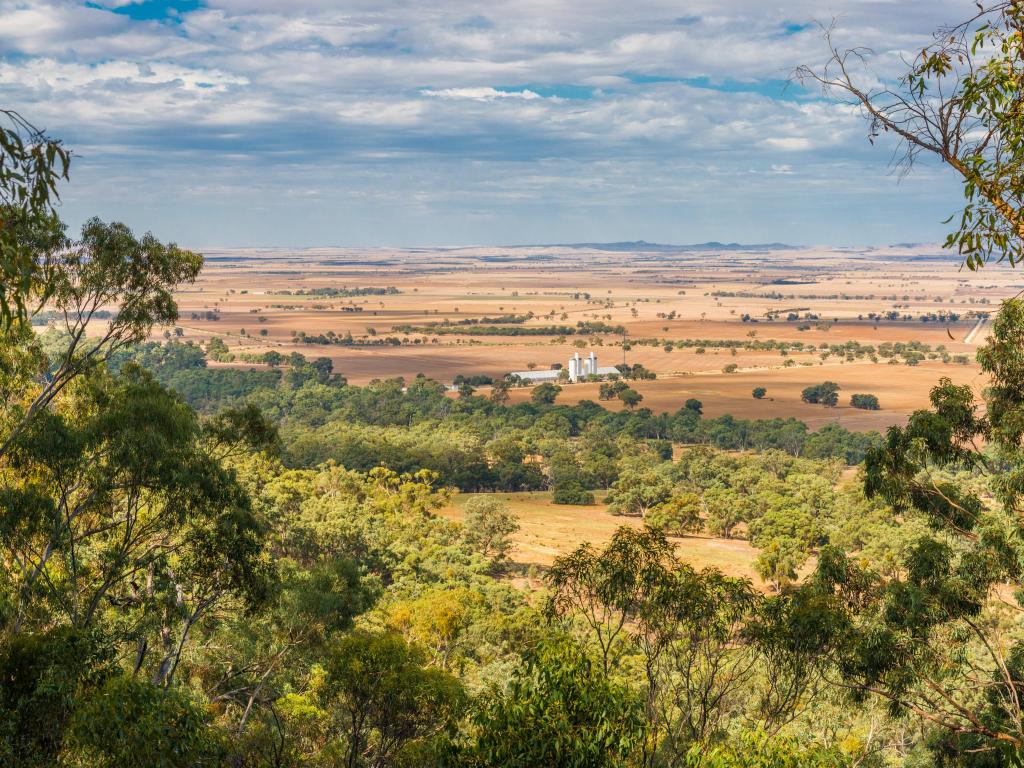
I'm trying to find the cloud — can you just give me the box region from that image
[420,87,548,101]
[0,0,980,246]
[761,137,813,151]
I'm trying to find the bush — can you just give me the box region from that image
[531,382,561,405]
[647,493,703,535]
[617,388,643,409]
[752,387,767,399]
[552,480,595,505]
[850,393,880,410]
[462,496,519,563]
[801,381,840,407]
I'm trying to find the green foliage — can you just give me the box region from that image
[63,676,223,768]
[0,110,71,329]
[1,365,273,686]
[551,479,595,505]
[646,490,703,535]
[321,631,466,768]
[531,382,562,405]
[0,627,115,767]
[752,387,767,399]
[802,423,879,464]
[600,379,630,400]
[754,540,804,592]
[462,495,520,565]
[618,387,643,409]
[455,635,645,768]
[2,218,202,460]
[686,731,848,767]
[545,526,825,761]
[800,4,1024,270]
[849,393,880,410]
[801,381,840,407]
[807,298,1024,757]
[605,453,676,518]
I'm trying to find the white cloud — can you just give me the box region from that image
[761,137,813,151]
[0,0,979,245]
[420,87,548,101]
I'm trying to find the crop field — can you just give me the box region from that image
[161,242,1015,431]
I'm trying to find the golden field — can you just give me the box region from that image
[439,490,765,586]
[157,242,1013,432]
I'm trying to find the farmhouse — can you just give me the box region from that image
[511,351,620,383]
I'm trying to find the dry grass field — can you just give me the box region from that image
[439,490,765,585]
[157,242,1018,432]
[101,242,1016,588]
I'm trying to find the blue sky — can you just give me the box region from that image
[0,0,976,247]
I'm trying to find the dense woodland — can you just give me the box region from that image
[6,2,1024,765]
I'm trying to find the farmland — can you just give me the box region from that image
[162,242,1012,431]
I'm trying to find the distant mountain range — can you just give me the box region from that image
[511,240,800,252]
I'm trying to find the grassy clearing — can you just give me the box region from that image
[439,490,764,585]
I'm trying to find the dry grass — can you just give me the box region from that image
[439,491,764,585]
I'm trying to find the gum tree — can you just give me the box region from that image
[0,110,70,328]
[796,2,1024,269]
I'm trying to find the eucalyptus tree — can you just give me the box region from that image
[0,110,70,329]
[796,2,1024,268]
[0,217,201,459]
[805,300,1024,763]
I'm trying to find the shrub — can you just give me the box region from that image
[801,381,840,407]
[531,382,561,405]
[850,393,880,410]
[617,388,643,409]
[552,480,595,505]
[752,387,767,399]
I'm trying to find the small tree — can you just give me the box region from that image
[752,387,767,400]
[552,477,595,505]
[849,393,880,410]
[684,398,703,415]
[462,496,520,564]
[322,632,465,768]
[617,388,643,410]
[600,380,629,400]
[531,382,561,405]
[463,636,645,767]
[800,382,840,407]
[647,492,704,536]
[489,380,510,405]
[754,540,804,592]
[605,456,676,519]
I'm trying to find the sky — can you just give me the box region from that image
[0,0,981,248]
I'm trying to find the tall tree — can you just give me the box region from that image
[797,2,1024,268]
[0,218,201,459]
[804,299,1024,762]
[0,110,70,329]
